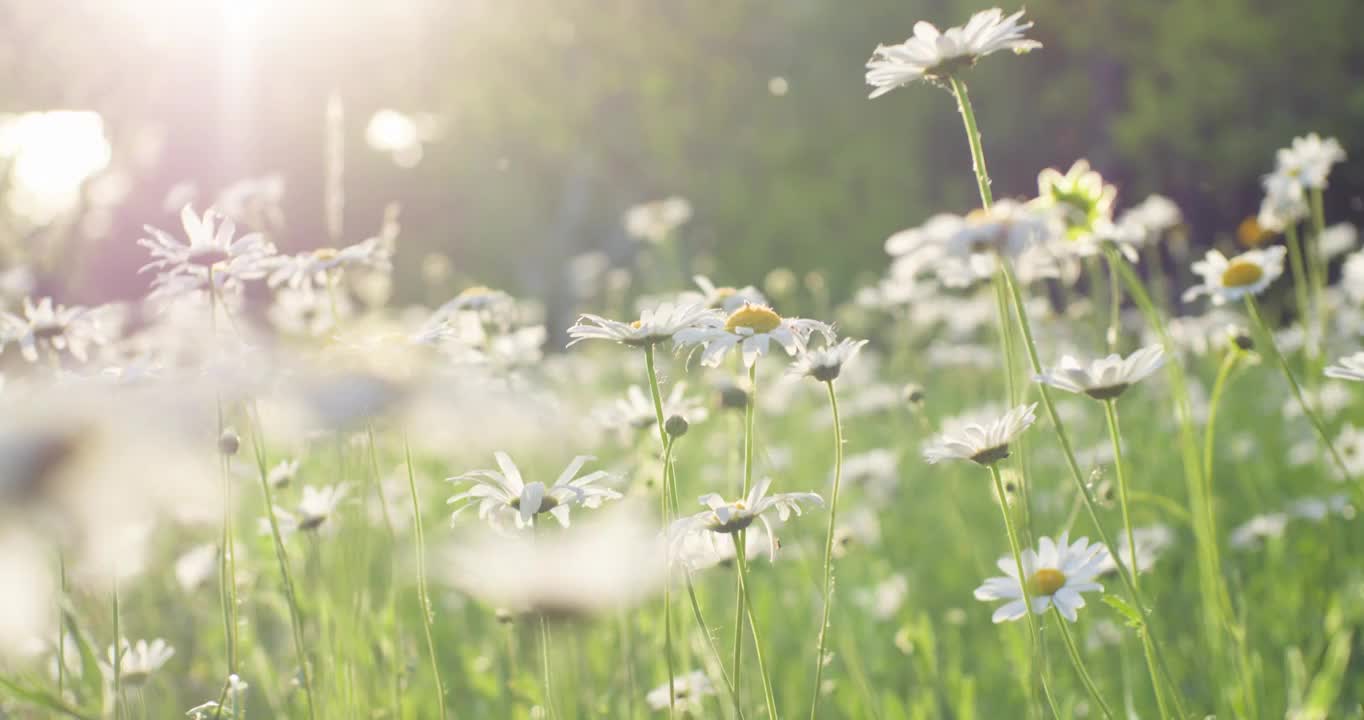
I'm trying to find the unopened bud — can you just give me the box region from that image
[664,415,690,438]
[218,429,240,457]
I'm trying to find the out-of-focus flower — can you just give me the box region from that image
[1257,172,1308,232]
[669,478,823,562]
[568,303,721,349]
[1034,345,1165,401]
[646,670,716,713]
[267,236,393,291]
[1034,159,1116,244]
[1182,247,1286,306]
[106,638,175,686]
[1097,524,1174,575]
[624,196,692,244]
[1326,352,1364,383]
[865,8,1041,97]
[923,403,1037,466]
[447,452,621,531]
[1274,133,1346,190]
[789,337,868,383]
[0,296,117,364]
[685,275,766,314]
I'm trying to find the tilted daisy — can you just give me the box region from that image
[1326,352,1364,383]
[0,296,114,363]
[687,274,767,313]
[106,638,175,686]
[267,236,393,290]
[646,671,716,713]
[673,303,833,368]
[865,8,1041,97]
[296,484,349,531]
[594,383,708,436]
[974,532,1108,623]
[1034,159,1117,245]
[447,452,621,530]
[139,205,277,295]
[923,403,1037,466]
[567,302,721,348]
[1275,133,1346,190]
[1034,345,1165,400]
[670,477,823,562]
[1182,246,1286,306]
[1257,171,1308,232]
[789,336,869,383]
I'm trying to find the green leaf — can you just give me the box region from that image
[1102,594,1145,629]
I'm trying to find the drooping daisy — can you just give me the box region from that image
[296,484,349,531]
[670,478,823,562]
[567,303,721,348]
[1034,345,1165,400]
[1275,133,1346,190]
[447,452,621,531]
[922,403,1037,466]
[1034,159,1117,244]
[974,533,1108,623]
[1096,524,1174,575]
[106,638,175,686]
[138,205,277,297]
[865,8,1041,97]
[1326,352,1364,383]
[673,303,833,368]
[1182,246,1286,306]
[789,337,868,382]
[0,296,113,363]
[646,671,717,713]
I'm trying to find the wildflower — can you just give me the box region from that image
[1257,172,1308,232]
[686,275,767,313]
[789,337,868,382]
[1320,223,1358,260]
[1326,352,1364,383]
[1182,246,1286,305]
[268,236,393,291]
[296,484,349,531]
[1034,345,1165,400]
[0,296,112,363]
[1274,133,1346,189]
[138,205,277,298]
[673,303,832,368]
[936,201,1061,287]
[567,303,721,348]
[447,452,621,531]
[646,670,716,713]
[1096,524,1174,575]
[107,638,174,686]
[865,8,1041,97]
[1118,194,1182,236]
[1229,513,1288,550]
[594,384,708,436]
[669,478,823,562]
[267,458,301,488]
[856,574,909,620]
[174,544,218,592]
[922,403,1037,466]
[1333,424,1364,478]
[442,507,665,619]
[624,196,692,244]
[974,533,1107,622]
[1034,159,1116,243]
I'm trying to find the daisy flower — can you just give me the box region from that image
[268,236,393,290]
[1034,345,1165,400]
[865,8,1041,97]
[1034,159,1117,244]
[686,275,767,313]
[296,484,349,530]
[447,452,621,530]
[974,533,1108,623]
[594,383,708,436]
[673,303,833,368]
[1257,171,1308,232]
[1096,524,1174,575]
[647,671,716,713]
[669,477,823,562]
[923,403,1037,466]
[1182,246,1286,306]
[624,196,692,244]
[1325,352,1364,383]
[567,302,721,348]
[789,337,868,383]
[106,638,175,686]
[0,296,112,363]
[138,205,277,296]
[1275,133,1346,189]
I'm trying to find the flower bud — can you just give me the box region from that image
[664,415,690,438]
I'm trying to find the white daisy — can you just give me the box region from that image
[1117,194,1182,236]
[646,671,716,713]
[686,275,767,313]
[106,638,175,686]
[138,205,277,298]
[789,337,868,382]
[267,236,393,290]
[1034,345,1165,400]
[624,196,692,244]
[1320,222,1358,260]
[865,8,1041,97]
[974,532,1107,623]
[567,303,722,348]
[1275,133,1346,189]
[1182,246,1286,305]
[1333,424,1364,478]
[297,484,349,531]
[673,303,833,368]
[1229,512,1289,550]
[670,477,823,562]
[1096,524,1174,575]
[1257,171,1309,232]
[594,383,708,436]
[1326,352,1364,383]
[1034,159,1117,244]
[922,403,1037,466]
[0,296,113,363]
[447,452,622,531]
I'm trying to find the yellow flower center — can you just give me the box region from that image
[630,320,643,329]
[1236,217,1271,248]
[459,285,493,298]
[1027,568,1066,596]
[312,247,339,261]
[724,304,782,334]
[1220,261,1264,288]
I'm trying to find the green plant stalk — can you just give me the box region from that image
[809,379,844,720]
[1106,254,1122,351]
[539,614,558,720]
[1245,297,1355,489]
[661,435,679,719]
[56,554,66,698]
[246,406,318,720]
[207,272,241,680]
[1052,607,1115,720]
[112,576,121,720]
[1002,259,1189,719]
[988,464,1059,719]
[734,543,779,720]
[402,434,448,720]
[1308,188,1330,373]
[732,362,758,714]
[947,75,993,209]
[1283,223,1315,358]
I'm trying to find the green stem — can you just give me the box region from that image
[1001,259,1189,718]
[1245,296,1355,489]
[809,380,844,720]
[1308,188,1330,373]
[732,362,758,713]
[1106,253,1122,351]
[403,434,448,720]
[246,405,318,720]
[1283,223,1314,353]
[1053,608,1115,720]
[662,435,678,719]
[539,614,557,720]
[988,465,1059,718]
[734,545,778,720]
[112,576,121,720]
[948,76,993,209]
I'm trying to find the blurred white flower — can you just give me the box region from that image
[1257,171,1309,232]
[107,638,174,686]
[1274,133,1346,190]
[448,452,621,531]
[0,296,115,364]
[1034,345,1165,401]
[1097,524,1174,575]
[1229,512,1289,550]
[174,543,218,592]
[669,478,823,562]
[684,275,767,314]
[923,403,1037,466]
[568,303,721,348]
[624,196,692,244]
[139,205,278,303]
[1326,352,1364,383]
[268,236,393,291]
[865,8,1041,97]
[1034,159,1116,244]
[789,337,868,383]
[646,670,716,713]
[1182,247,1286,305]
